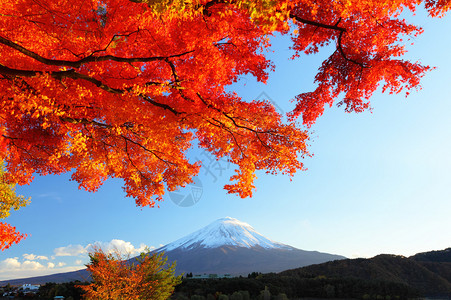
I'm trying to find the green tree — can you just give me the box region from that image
[238,291,250,300]
[258,287,271,300]
[323,284,335,298]
[276,293,289,300]
[218,294,229,300]
[206,294,216,300]
[230,291,243,300]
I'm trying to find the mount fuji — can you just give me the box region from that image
[0,217,345,284]
[155,217,345,275]
[160,217,292,251]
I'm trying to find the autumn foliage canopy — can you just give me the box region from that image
[0,0,449,249]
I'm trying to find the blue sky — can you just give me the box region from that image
[1,8,451,281]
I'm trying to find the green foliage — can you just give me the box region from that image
[218,294,229,300]
[230,291,243,300]
[247,272,261,279]
[258,287,270,300]
[138,252,182,300]
[275,293,288,300]
[0,161,30,219]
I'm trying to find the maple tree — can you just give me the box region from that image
[0,0,449,249]
[80,248,181,300]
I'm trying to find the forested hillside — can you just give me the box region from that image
[172,273,420,300]
[281,253,451,297]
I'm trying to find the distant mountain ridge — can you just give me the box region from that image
[0,217,344,284]
[0,269,90,285]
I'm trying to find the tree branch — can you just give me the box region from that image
[0,36,194,68]
[121,135,177,167]
[337,31,366,67]
[289,14,346,32]
[0,63,182,115]
[290,14,366,67]
[59,117,112,128]
[207,118,246,158]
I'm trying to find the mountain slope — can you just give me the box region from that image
[410,249,451,290]
[280,253,451,296]
[411,247,451,263]
[156,217,345,275]
[0,269,90,285]
[162,245,344,275]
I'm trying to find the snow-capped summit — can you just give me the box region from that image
[160,217,291,251]
[155,217,345,275]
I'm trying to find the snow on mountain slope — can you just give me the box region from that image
[159,217,292,251]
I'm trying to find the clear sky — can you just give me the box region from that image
[1,8,451,281]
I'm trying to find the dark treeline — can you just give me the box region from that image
[0,281,87,300]
[37,281,87,300]
[171,273,421,300]
[1,274,421,300]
